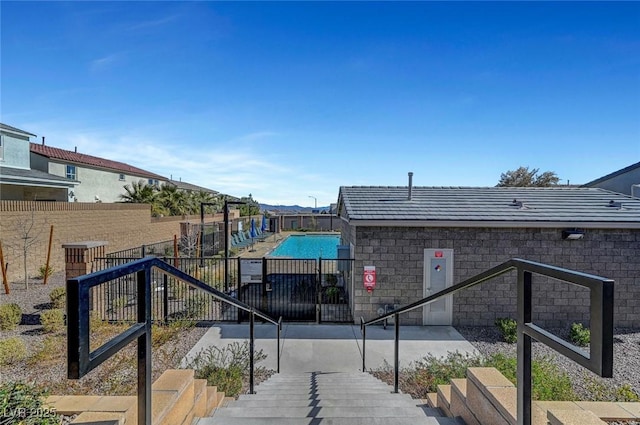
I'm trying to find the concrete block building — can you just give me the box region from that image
[337,184,640,328]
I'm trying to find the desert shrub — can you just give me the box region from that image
[40,309,65,334]
[152,319,195,348]
[185,341,268,398]
[569,322,590,347]
[0,303,22,330]
[375,351,575,401]
[49,287,66,309]
[495,317,518,343]
[38,264,54,279]
[0,337,27,365]
[0,381,62,424]
[583,376,640,402]
[484,353,576,401]
[29,335,65,364]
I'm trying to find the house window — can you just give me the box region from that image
[119,173,126,181]
[148,178,159,186]
[0,135,4,161]
[66,165,77,180]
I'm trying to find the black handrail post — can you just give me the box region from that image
[517,269,533,425]
[249,310,255,394]
[316,258,322,324]
[277,317,282,374]
[163,274,169,324]
[137,268,152,425]
[361,317,366,372]
[394,313,400,393]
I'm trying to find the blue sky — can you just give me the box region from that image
[2,1,639,207]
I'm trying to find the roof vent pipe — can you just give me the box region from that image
[74,146,77,153]
[408,172,413,200]
[42,136,45,145]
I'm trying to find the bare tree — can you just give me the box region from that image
[179,222,201,258]
[7,208,47,289]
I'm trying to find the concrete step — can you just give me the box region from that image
[195,372,464,425]
[228,397,421,408]
[196,417,460,425]
[237,392,415,401]
[212,406,434,418]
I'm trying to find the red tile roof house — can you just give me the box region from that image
[30,140,168,203]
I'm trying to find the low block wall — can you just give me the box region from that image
[0,201,225,284]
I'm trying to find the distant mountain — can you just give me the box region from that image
[260,203,330,213]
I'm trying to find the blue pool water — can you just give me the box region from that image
[269,234,341,259]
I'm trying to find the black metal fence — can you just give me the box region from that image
[237,258,352,322]
[92,256,353,323]
[93,257,238,323]
[105,223,224,260]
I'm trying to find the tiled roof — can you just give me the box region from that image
[0,165,77,187]
[582,161,640,187]
[30,143,167,180]
[338,186,640,224]
[0,123,36,137]
[168,179,218,194]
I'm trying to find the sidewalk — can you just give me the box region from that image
[182,323,478,373]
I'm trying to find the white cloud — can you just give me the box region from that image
[89,53,121,72]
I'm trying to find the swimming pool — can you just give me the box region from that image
[268,234,341,259]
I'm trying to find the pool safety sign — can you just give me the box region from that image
[240,259,263,284]
[364,266,376,293]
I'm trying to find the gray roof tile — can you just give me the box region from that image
[338,186,640,223]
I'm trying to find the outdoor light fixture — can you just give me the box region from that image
[68,191,74,197]
[562,229,585,240]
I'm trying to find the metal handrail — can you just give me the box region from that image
[360,258,614,425]
[67,256,282,425]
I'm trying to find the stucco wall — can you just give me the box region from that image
[33,156,167,203]
[0,201,226,283]
[0,132,31,169]
[47,159,158,203]
[347,224,640,328]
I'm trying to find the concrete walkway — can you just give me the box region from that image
[182,323,478,373]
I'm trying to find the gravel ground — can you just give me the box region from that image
[455,325,640,401]
[0,271,207,391]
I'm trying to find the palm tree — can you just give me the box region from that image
[188,191,222,215]
[120,180,157,203]
[157,184,189,217]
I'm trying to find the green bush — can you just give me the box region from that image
[495,317,518,343]
[583,376,640,402]
[38,264,54,279]
[0,381,62,424]
[0,303,22,330]
[484,353,576,401]
[49,287,66,309]
[407,351,485,394]
[40,309,65,334]
[185,341,269,398]
[569,322,590,347]
[0,337,27,365]
[376,351,576,401]
[29,335,64,364]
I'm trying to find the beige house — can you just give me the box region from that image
[30,140,168,203]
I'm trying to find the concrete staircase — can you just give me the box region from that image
[195,372,464,425]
